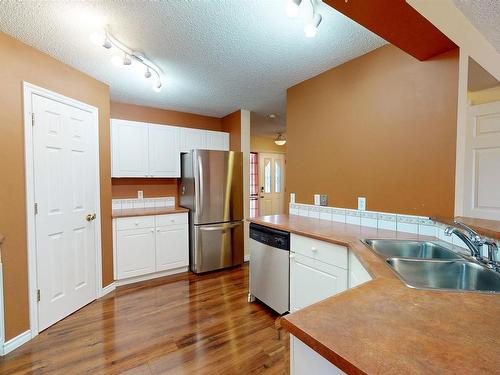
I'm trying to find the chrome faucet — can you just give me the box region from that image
[445,221,500,272]
[444,221,482,259]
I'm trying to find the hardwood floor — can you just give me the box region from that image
[0,264,289,374]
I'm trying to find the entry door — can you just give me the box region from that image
[258,153,285,215]
[463,101,500,220]
[32,94,98,331]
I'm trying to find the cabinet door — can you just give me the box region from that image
[206,130,230,151]
[116,227,156,279]
[290,253,347,312]
[148,124,180,177]
[111,119,149,177]
[179,128,207,153]
[155,224,188,271]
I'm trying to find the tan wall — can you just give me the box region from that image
[110,102,229,201]
[468,86,500,105]
[221,110,242,151]
[0,32,112,340]
[287,44,459,217]
[251,136,287,153]
[110,101,222,130]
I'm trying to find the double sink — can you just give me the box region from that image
[364,239,500,293]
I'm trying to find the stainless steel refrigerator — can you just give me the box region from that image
[180,150,244,273]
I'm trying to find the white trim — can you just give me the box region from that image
[99,282,116,298]
[454,50,469,216]
[115,267,188,287]
[3,330,31,355]
[23,82,102,340]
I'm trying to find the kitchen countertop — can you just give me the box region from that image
[433,216,500,241]
[112,206,189,218]
[249,214,500,375]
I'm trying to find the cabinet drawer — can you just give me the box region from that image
[156,213,188,226]
[291,234,347,269]
[116,216,155,231]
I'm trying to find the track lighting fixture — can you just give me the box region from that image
[90,26,163,93]
[286,0,302,18]
[286,0,323,38]
[304,13,322,38]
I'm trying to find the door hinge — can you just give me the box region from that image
[31,112,35,127]
[34,202,38,215]
[36,289,41,302]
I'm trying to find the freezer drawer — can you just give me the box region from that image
[191,221,244,273]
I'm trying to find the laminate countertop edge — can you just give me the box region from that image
[112,207,189,218]
[249,214,500,375]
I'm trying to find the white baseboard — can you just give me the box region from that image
[244,254,250,262]
[3,330,31,355]
[99,282,116,298]
[115,267,188,287]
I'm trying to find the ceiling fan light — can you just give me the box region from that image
[286,0,302,18]
[274,134,287,146]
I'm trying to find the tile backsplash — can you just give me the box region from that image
[288,202,500,256]
[112,196,176,210]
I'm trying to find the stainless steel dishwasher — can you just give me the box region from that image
[248,223,290,314]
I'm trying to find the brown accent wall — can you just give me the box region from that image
[287,45,459,217]
[0,32,112,340]
[112,178,179,202]
[221,110,242,151]
[110,101,222,130]
[251,136,287,153]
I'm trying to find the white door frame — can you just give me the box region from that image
[23,82,103,338]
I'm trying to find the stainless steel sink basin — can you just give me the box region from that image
[364,239,461,260]
[386,258,500,293]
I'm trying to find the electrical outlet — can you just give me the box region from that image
[138,190,144,199]
[314,194,321,205]
[358,197,366,211]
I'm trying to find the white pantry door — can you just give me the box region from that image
[259,153,285,216]
[32,94,98,331]
[463,101,500,220]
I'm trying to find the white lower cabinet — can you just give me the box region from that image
[290,234,348,312]
[156,224,189,271]
[290,253,347,312]
[291,335,346,375]
[114,213,189,284]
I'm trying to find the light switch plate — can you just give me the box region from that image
[358,197,366,211]
[138,190,144,199]
[290,193,295,204]
[320,195,328,206]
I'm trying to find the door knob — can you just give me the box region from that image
[86,213,96,222]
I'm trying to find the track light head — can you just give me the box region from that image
[123,54,132,65]
[152,79,162,93]
[304,13,322,38]
[144,67,152,79]
[286,0,302,18]
[89,31,112,49]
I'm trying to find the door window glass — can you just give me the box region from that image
[264,158,271,193]
[275,159,281,193]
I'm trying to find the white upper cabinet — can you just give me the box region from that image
[206,130,230,151]
[111,119,230,178]
[148,124,180,177]
[179,128,207,153]
[111,119,149,177]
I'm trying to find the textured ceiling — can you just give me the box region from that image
[0,0,386,135]
[453,0,500,53]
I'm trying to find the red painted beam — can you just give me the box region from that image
[323,0,457,61]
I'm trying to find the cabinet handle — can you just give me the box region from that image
[135,222,139,226]
[151,229,154,233]
[289,253,295,259]
[311,247,317,252]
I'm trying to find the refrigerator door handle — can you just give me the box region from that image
[197,154,204,217]
[199,222,242,232]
